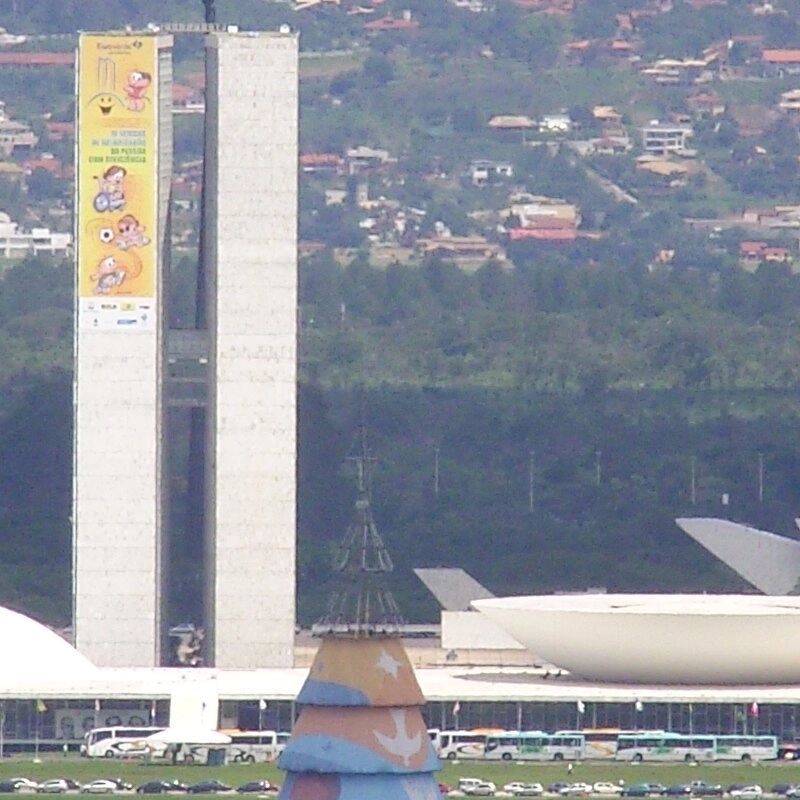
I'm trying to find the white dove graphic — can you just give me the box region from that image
[373,708,422,766]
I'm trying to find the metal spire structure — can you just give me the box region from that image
[314,428,405,637]
[203,0,216,24]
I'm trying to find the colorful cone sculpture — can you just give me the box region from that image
[277,431,443,800]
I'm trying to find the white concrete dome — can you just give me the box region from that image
[0,606,95,679]
[473,594,800,685]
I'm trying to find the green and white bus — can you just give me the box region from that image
[485,731,585,762]
[713,735,779,762]
[615,732,778,763]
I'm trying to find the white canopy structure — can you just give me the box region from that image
[144,727,231,745]
[473,593,800,685]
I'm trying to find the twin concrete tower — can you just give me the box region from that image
[73,29,299,669]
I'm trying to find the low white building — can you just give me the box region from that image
[0,212,72,257]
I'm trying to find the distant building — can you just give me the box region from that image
[469,159,513,186]
[763,49,800,76]
[640,121,693,155]
[0,118,38,155]
[0,212,72,257]
[345,145,394,175]
[539,113,572,134]
[739,240,792,264]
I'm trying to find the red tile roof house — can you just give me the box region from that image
[739,241,768,264]
[22,154,64,176]
[762,49,800,76]
[45,121,74,141]
[738,240,791,264]
[508,218,577,242]
[363,15,420,31]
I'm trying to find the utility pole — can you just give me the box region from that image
[690,455,696,506]
[758,452,764,503]
[433,446,440,497]
[528,450,535,512]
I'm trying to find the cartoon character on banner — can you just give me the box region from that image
[89,250,142,295]
[124,70,151,112]
[115,214,150,249]
[93,165,127,213]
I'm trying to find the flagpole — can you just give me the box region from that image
[34,706,40,763]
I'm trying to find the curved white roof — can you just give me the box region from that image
[473,594,800,685]
[0,606,95,679]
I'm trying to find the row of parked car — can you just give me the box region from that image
[0,778,279,795]
[449,781,793,799]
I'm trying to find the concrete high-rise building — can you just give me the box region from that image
[73,29,299,669]
[74,32,173,668]
[202,31,299,669]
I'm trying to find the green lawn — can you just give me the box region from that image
[2,756,800,795]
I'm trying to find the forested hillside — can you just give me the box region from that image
[5,0,800,626]
[3,254,800,625]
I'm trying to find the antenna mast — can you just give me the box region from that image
[314,426,405,637]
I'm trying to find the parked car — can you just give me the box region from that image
[786,787,800,798]
[462,782,496,797]
[80,782,119,795]
[550,784,572,795]
[506,784,544,797]
[512,785,545,797]
[561,784,593,796]
[729,788,763,800]
[186,782,231,795]
[235,782,274,794]
[36,780,81,795]
[623,785,666,798]
[136,781,187,794]
[0,779,39,793]
[459,779,489,793]
[665,786,692,797]
[11,779,40,790]
[690,784,723,797]
[594,784,624,796]
[438,784,451,796]
[772,787,792,797]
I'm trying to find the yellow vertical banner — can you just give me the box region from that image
[77,34,158,330]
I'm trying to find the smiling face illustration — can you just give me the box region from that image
[86,92,123,117]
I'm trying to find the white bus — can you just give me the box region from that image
[713,735,778,762]
[485,731,585,762]
[557,729,664,760]
[430,729,502,760]
[615,732,717,763]
[224,730,291,763]
[81,726,166,759]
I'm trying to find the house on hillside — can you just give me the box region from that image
[763,49,800,77]
[539,113,572,134]
[640,121,693,155]
[0,118,37,155]
[778,90,800,113]
[345,146,395,175]
[469,160,513,186]
[687,91,726,117]
[739,240,792,264]
[363,12,420,31]
[488,115,535,131]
